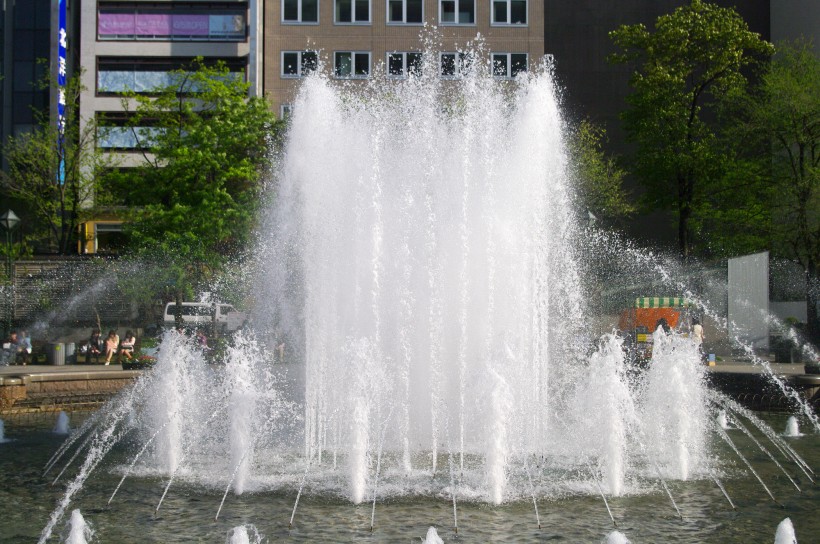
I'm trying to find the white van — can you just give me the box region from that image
[163,302,247,331]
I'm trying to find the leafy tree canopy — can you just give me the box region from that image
[112,59,281,298]
[568,119,634,227]
[1,66,117,254]
[609,0,773,258]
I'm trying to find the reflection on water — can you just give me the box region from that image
[0,412,816,543]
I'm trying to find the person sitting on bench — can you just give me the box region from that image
[119,330,136,362]
[87,329,103,364]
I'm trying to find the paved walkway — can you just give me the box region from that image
[0,364,125,377]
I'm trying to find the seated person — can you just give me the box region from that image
[104,330,120,365]
[14,329,32,365]
[118,330,136,361]
[1,331,18,366]
[87,329,103,364]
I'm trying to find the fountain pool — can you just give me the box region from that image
[0,412,816,542]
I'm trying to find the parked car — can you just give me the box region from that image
[163,302,247,332]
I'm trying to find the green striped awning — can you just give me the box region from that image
[634,297,692,308]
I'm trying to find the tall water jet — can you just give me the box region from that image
[269,45,584,502]
[572,334,636,496]
[225,332,260,495]
[641,329,709,479]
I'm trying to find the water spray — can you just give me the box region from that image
[715,426,780,506]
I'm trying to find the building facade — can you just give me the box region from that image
[76,0,261,253]
[264,0,545,116]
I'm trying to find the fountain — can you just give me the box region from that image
[774,518,798,544]
[784,416,802,437]
[6,47,814,543]
[54,411,70,435]
[63,510,92,544]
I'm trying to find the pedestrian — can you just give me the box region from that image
[692,317,705,359]
[14,329,32,365]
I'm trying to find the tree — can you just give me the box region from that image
[741,40,820,344]
[1,68,117,254]
[568,119,634,226]
[609,0,773,258]
[111,59,280,317]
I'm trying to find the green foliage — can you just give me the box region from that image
[749,40,820,268]
[609,0,774,257]
[732,39,820,342]
[113,59,281,296]
[569,120,634,225]
[0,67,118,254]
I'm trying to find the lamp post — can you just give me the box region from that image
[1,209,20,339]
[0,209,20,281]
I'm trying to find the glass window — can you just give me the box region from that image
[491,53,527,78]
[387,0,422,24]
[440,0,473,24]
[439,52,470,78]
[387,52,422,77]
[491,0,526,25]
[96,57,246,95]
[335,52,370,78]
[282,51,318,77]
[98,5,247,40]
[336,0,370,23]
[283,0,319,23]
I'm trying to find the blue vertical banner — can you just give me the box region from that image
[57,0,67,185]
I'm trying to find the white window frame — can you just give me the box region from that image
[334,51,371,79]
[490,52,528,79]
[386,51,422,78]
[490,0,527,25]
[439,0,475,25]
[281,51,318,78]
[335,0,371,24]
[439,52,469,79]
[281,0,320,24]
[386,0,423,25]
[280,104,293,119]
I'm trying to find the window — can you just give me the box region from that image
[282,0,319,23]
[98,3,247,41]
[97,57,246,95]
[439,52,469,78]
[491,0,526,25]
[491,53,527,78]
[280,104,293,119]
[336,0,370,23]
[440,0,473,24]
[387,52,422,77]
[335,52,370,78]
[282,51,318,77]
[387,0,422,24]
[96,112,162,150]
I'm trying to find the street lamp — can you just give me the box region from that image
[1,209,20,281]
[1,209,20,340]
